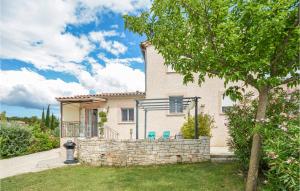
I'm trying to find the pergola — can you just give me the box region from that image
[135,96,200,139]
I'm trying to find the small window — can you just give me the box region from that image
[121,108,134,122]
[169,96,183,113]
[221,95,235,113]
[166,65,176,73]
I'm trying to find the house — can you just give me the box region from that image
[56,42,255,147]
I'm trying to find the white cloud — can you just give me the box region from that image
[76,0,152,18]
[0,69,89,109]
[98,54,143,65]
[76,58,145,93]
[0,0,150,74]
[89,30,128,56]
[0,0,93,75]
[0,0,148,109]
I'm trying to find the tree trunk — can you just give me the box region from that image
[246,87,269,191]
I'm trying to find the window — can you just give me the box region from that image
[121,108,134,122]
[166,65,176,73]
[169,96,183,113]
[221,95,235,113]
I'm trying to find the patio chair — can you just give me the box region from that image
[162,131,170,140]
[148,131,156,140]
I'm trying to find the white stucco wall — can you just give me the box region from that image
[144,45,257,147]
[99,97,145,140]
[62,103,80,121]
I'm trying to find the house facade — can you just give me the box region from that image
[56,42,255,147]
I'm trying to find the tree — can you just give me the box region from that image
[50,113,59,130]
[45,105,50,129]
[124,1,299,190]
[41,108,45,131]
[50,113,54,130]
[0,111,6,123]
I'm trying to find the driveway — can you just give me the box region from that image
[0,149,67,179]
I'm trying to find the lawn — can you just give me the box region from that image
[1,162,245,191]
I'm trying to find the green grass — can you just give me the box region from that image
[1,162,245,191]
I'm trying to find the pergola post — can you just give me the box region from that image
[144,110,147,139]
[135,100,139,139]
[60,102,63,138]
[194,97,199,139]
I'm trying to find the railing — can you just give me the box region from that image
[101,126,119,140]
[61,121,81,137]
[61,121,119,139]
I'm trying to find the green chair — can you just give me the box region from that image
[162,131,170,140]
[148,131,156,140]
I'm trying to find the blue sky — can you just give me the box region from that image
[0,0,150,118]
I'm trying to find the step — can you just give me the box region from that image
[210,154,236,163]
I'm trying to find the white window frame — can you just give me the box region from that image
[169,96,183,113]
[121,108,134,122]
[220,94,235,114]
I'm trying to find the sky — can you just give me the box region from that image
[0,0,151,117]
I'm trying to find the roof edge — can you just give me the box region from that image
[140,41,151,50]
[56,91,146,102]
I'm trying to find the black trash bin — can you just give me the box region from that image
[63,140,78,164]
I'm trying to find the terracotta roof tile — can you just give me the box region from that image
[140,41,151,50]
[56,91,145,101]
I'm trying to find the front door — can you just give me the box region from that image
[85,109,98,137]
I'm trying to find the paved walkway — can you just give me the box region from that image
[210,147,234,155]
[0,149,67,179]
[0,146,233,179]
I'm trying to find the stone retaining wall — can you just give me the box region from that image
[77,137,210,166]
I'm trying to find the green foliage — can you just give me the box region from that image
[1,111,7,123]
[226,93,257,172]
[0,124,32,158]
[263,123,300,191]
[6,116,41,126]
[124,0,299,96]
[41,108,45,130]
[45,105,50,128]
[227,88,300,190]
[261,89,300,191]
[50,113,55,130]
[181,113,215,138]
[98,111,107,128]
[98,109,108,136]
[28,125,59,153]
[50,113,59,130]
[0,123,60,158]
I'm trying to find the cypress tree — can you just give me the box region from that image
[41,108,45,130]
[45,104,50,128]
[50,113,55,130]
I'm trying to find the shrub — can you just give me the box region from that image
[0,124,60,158]
[262,123,300,191]
[226,88,300,190]
[0,124,32,158]
[181,113,215,138]
[28,125,60,153]
[261,89,300,191]
[226,93,257,172]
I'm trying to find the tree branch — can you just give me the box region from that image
[281,75,300,85]
[245,74,257,88]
